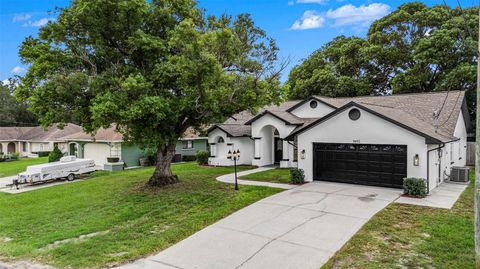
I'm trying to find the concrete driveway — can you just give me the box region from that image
[117,181,402,269]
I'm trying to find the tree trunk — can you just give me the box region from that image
[147,142,178,187]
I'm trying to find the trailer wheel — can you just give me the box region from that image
[67,174,75,181]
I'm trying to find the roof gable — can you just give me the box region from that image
[286,102,454,144]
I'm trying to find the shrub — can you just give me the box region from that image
[34,151,51,157]
[10,152,20,160]
[196,150,209,165]
[143,148,157,165]
[48,145,64,162]
[403,177,427,198]
[182,155,196,162]
[290,168,305,184]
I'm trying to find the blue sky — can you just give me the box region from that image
[0,0,474,83]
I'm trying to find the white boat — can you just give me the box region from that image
[17,156,97,185]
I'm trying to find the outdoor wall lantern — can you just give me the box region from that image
[413,154,419,166]
[227,150,241,191]
[300,149,306,160]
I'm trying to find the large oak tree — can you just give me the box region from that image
[16,0,284,186]
[287,2,478,120]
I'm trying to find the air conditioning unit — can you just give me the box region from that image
[450,167,469,182]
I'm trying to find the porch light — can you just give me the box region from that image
[413,154,419,166]
[227,150,232,159]
[300,149,306,160]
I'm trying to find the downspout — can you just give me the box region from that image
[427,143,444,194]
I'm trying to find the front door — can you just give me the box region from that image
[274,137,283,164]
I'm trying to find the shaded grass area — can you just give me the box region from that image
[0,157,48,177]
[239,168,291,184]
[322,171,474,269]
[0,162,282,268]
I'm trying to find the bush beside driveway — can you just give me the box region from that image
[0,163,282,269]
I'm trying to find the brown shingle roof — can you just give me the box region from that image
[0,124,82,142]
[212,91,468,143]
[62,126,124,142]
[315,91,466,140]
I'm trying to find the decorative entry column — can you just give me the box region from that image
[280,140,290,168]
[253,137,261,166]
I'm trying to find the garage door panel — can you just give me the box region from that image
[313,143,407,188]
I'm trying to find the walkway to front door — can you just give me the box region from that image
[117,181,402,269]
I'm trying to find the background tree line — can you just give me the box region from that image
[286,2,478,122]
[0,80,37,126]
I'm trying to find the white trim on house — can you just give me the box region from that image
[208,92,470,191]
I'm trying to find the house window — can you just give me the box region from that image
[183,140,193,149]
[22,142,27,152]
[217,137,224,143]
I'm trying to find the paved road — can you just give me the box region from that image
[117,181,402,269]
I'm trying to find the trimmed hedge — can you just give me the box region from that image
[290,168,305,184]
[182,155,196,162]
[196,150,209,165]
[403,177,427,198]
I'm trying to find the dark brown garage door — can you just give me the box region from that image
[313,143,407,188]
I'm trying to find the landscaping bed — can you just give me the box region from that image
[0,162,282,268]
[322,171,474,269]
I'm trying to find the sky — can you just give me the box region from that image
[0,0,476,83]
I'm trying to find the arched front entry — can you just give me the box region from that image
[257,125,282,166]
[7,142,16,153]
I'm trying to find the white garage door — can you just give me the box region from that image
[84,143,110,166]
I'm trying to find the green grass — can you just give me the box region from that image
[0,162,282,268]
[239,168,291,184]
[322,171,474,269]
[0,157,48,177]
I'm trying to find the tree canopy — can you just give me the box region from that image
[0,80,37,127]
[286,2,477,119]
[16,0,285,185]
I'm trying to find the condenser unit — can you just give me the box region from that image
[450,166,469,182]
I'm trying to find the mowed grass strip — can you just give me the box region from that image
[239,168,291,184]
[0,162,282,268]
[322,171,474,269]
[0,157,48,178]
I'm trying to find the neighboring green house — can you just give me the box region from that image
[175,128,208,161]
[61,127,145,169]
[62,126,208,169]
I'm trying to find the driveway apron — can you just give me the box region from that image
[117,181,402,269]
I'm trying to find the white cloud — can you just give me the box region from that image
[12,13,32,22]
[23,17,54,27]
[1,79,9,85]
[290,10,325,30]
[288,1,295,6]
[326,3,390,27]
[11,66,26,74]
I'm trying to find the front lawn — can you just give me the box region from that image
[239,168,291,184]
[0,157,48,178]
[322,171,474,269]
[0,162,282,268]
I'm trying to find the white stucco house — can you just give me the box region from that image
[208,91,471,191]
